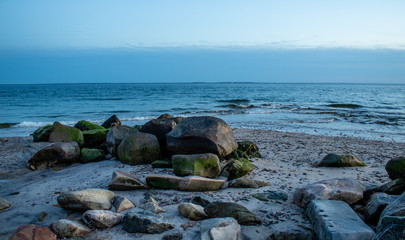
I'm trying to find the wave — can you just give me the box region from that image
[80,97,124,101]
[216,99,250,103]
[327,104,363,109]
[219,104,256,109]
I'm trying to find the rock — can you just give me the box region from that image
[317,153,366,167]
[113,196,135,213]
[377,191,405,231]
[293,178,365,208]
[122,210,174,234]
[158,113,174,119]
[252,191,288,202]
[227,141,261,159]
[200,217,242,240]
[172,153,221,178]
[204,202,261,225]
[229,178,270,188]
[32,125,53,142]
[385,156,405,180]
[380,178,405,195]
[306,200,374,240]
[220,158,254,180]
[106,125,133,156]
[79,148,105,163]
[50,219,91,238]
[269,226,316,240]
[162,232,183,240]
[142,194,166,214]
[146,174,225,191]
[27,142,80,170]
[0,197,11,210]
[9,224,56,240]
[166,116,238,157]
[102,114,121,129]
[74,120,105,131]
[191,194,214,207]
[57,188,115,211]
[108,170,148,190]
[49,122,84,146]
[178,203,208,220]
[152,159,172,168]
[374,222,405,240]
[364,193,398,224]
[82,128,108,148]
[82,210,122,228]
[117,131,161,165]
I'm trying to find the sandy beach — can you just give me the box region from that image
[0,128,404,239]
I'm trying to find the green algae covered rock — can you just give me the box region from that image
[317,154,366,167]
[83,128,109,148]
[74,120,105,131]
[227,141,261,159]
[386,157,405,180]
[146,174,224,191]
[32,125,53,142]
[80,148,105,163]
[49,122,84,146]
[117,132,161,165]
[172,153,221,178]
[220,158,254,180]
[204,202,262,225]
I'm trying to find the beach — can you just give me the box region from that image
[1,128,404,239]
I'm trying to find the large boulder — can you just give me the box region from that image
[172,153,221,178]
[200,217,242,240]
[108,170,148,190]
[9,224,56,240]
[146,174,224,191]
[317,153,366,167]
[178,203,208,220]
[364,193,398,224]
[385,156,405,180]
[220,158,254,180]
[204,202,261,225]
[82,128,108,148]
[74,120,105,131]
[122,210,174,234]
[50,219,91,238]
[293,178,365,208]
[57,188,115,211]
[79,148,105,163]
[102,114,121,129]
[117,132,161,165]
[106,125,133,156]
[27,142,80,170]
[166,116,238,157]
[377,191,405,232]
[32,125,53,142]
[49,122,84,146]
[82,210,123,229]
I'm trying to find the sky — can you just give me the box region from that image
[0,1,404,83]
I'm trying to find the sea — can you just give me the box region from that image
[0,83,404,142]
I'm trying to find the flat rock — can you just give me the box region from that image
[146,174,224,191]
[200,217,242,240]
[385,156,405,180]
[172,153,221,178]
[82,210,122,228]
[49,122,84,146]
[317,153,366,167]
[293,178,365,208]
[9,224,56,240]
[122,210,174,234]
[106,125,132,156]
[306,200,374,240]
[166,116,238,158]
[27,142,80,170]
[50,219,91,238]
[204,202,261,225]
[57,188,115,211]
[178,203,208,220]
[252,190,288,202]
[0,197,11,210]
[108,170,148,190]
[112,196,135,213]
[229,178,270,188]
[364,193,398,224]
[117,131,161,165]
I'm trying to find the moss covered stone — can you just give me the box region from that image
[74,120,105,131]
[386,157,405,180]
[82,129,109,148]
[117,132,161,165]
[220,158,254,180]
[228,141,261,159]
[146,174,224,191]
[32,125,53,142]
[80,148,105,163]
[172,153,221,178]
[318,154,366,167]
[49,122,84,146]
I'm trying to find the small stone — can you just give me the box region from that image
[227,141,261,159]
[200,217,242,240]
[112,196,135,213]
[317,153,366,167]
[204,202,261,225]
[10,224,56,240]
[38,212,48,222]
[82,210,122,228]
[108,170,148,190]
[252,191,288,202]
[229,178,270,188]
[50,219,91,238]
[57,188,115,211]
[178,203,208,220]
[0,197,11,210]
[162,232,183,240]
[123,210,175,234]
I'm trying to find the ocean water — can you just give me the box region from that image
[0,83,404,142]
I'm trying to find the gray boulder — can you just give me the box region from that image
[376,191,405,237]
[117,131,161,165]
[57,188,115,211]
[27,142,80,170]
[82,210,122,228]
[122,210,174,234]
[293,178,365,208]
[365,193,398,224]
[108,170,148,190]
[204,202,261,225]
[172,153,221,178]
[200,217,242,240]
[166,116,238,157]
[50,219,91,238]
[106,125,133,156]
[178,203,208,220]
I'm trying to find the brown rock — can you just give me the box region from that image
[10,224,56,240]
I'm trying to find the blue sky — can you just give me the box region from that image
[0,1,404,83]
